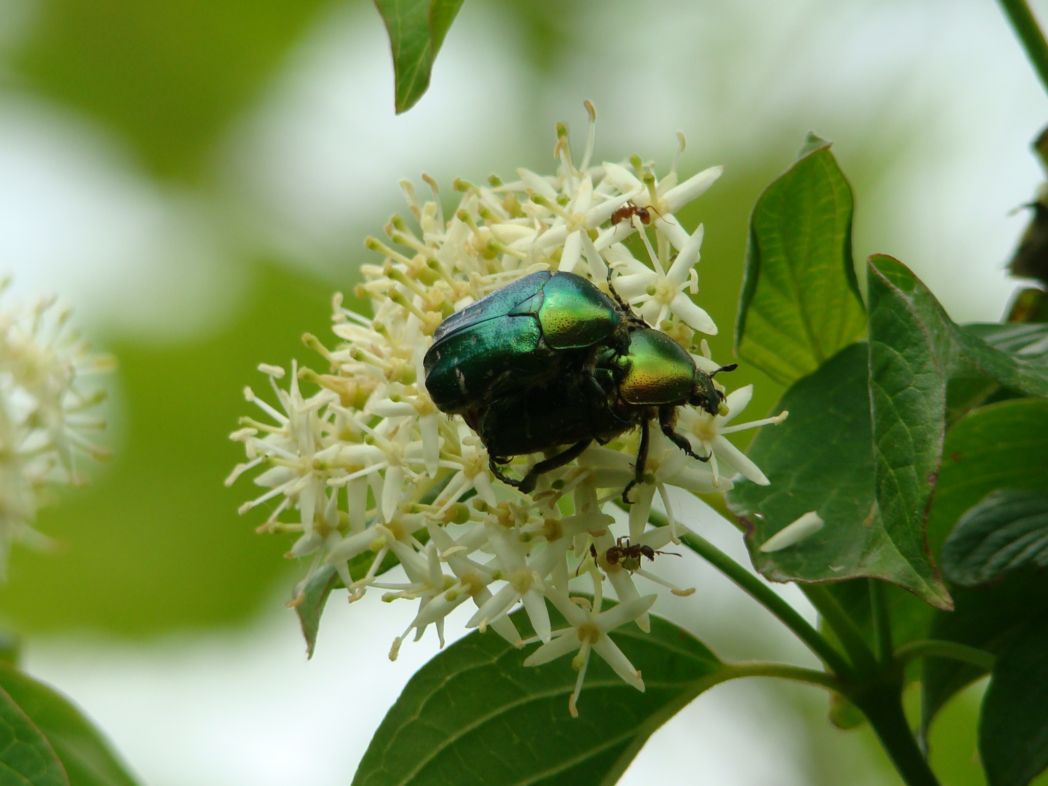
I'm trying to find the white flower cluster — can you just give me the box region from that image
[0,278,111,575]
[228,105,785,716]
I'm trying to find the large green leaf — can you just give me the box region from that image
[729,343,948,605]
[374,0,464,113]
[736,135,867,386]
[942,489,1048,587]
[980,616,1048,786]
[865,254,963,608]
[353,608,725,786]
[733,254,1048,609]
[0,666,139,786]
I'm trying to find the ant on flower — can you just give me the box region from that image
[610,201,662,227]
[586,536,679,573]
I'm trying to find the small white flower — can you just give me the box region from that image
[524,591,657,717]
[676,384,789,488]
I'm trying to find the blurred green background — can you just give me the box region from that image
[0,0,1044,783]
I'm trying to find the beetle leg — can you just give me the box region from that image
[488,457,525,489]
[604,274,648,329]
[658,407,711,462]
[605,274,630,312]
[622,419,650,504]
[518,439,592,493]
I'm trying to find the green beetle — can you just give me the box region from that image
[423,271,735,499]
[423,271,627,414]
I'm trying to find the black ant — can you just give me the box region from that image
[610,201,661,226]
[587,537,679,573]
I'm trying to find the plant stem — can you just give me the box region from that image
[869,579,894,664]
[894,639,996,671]
[801,584,879,673]
[721,661,844,692]
[858,691,941,786]
[999,0,1048,95]
[651,510,853,678]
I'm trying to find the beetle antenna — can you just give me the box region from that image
[710,363,738,378]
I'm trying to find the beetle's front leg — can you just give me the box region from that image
[658,406,710,462]
[622,419,650,504]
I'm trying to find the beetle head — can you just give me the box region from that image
[689,363,737,415]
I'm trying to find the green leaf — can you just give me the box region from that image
[946,322,1048,420]
[965,322,1048,362]
[352,609,724,786]
[920,399,1048,739]
[921,572,1048,745]
[736,134,867,385]
[733,256,1048,609]
[293,565,340,659]
[980,616,1048,786]
[0,685,66,786]
[865,255,958,608]
[926,399,1048,565]
[942,489,1048,587]
[374,0,464,113]
[730,343,949,606]
[0,665,139,786]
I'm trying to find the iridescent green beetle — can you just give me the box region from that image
[423,271,735,499]
[423,271,627,414]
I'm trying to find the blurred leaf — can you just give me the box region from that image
[947,322,1048,421]
[353,607,724,786]
[1008,201,1048,287]
[736,134,866,385]
[0,665,139,786]
[980,616,1048,786]
[942,490,1048,587]
[374,0,463,113]
[921,571,1048,746]
[966,323,1048,359]
[14,0,333,178]
[0,263,331,636]
[1005,289,1048,323]
[0,632,19,667]
[0,684,66,786]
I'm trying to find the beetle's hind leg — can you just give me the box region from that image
[517,439,592,493]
